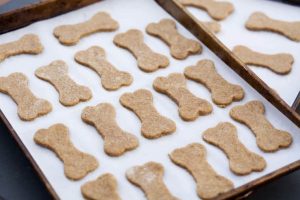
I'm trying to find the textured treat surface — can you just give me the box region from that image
[34,124,98,180]
[126,162,179,200]
[230,101,293,152]
[153,73,212,121]
[35,60,92,106]
[0,72,52,121]
[75,46,133,90]
[203,122,266,175]
[184,60,244,107]
[169,143,234,199]
[120,89,176,139]
[113,29,169,72]
[81,103,139,156]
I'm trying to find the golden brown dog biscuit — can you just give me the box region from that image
[75,46,133,90]
[178,0,234,21]
[153,73,212,121]
[0,72,52,121]
[34,124,98,180]
[81,173,121,200]
[202,21,221,33]
[126,162,179,200]
[120,89,176,139]
[169,143,233,199]
[184,59,244,107]
[81,103,139,156]
[0,34,43,62]
[203,122,266,175]
[146,19,202,60]
[54,12,119,45]
[230,101,293,152]
[233,45,293,75]
[245,12,300,42]
[35,60,92,106]
[113,29,169,72]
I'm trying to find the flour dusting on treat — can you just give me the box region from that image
[230,101,293,152]
[203,122,266,175]
[246,12,300,42]
[81,103,139,156]
[0,72,52,121]
[146,19,202,59]
[0,34,43,62]
[120,89,176,139]
[233,45,293,75]
[75,46,133,90]
[35,60,92,106]
[169,143,234,199]
[178,0,234,21]
[34,124,98,180]
[54,12,119,45]
[113,29,169,72]
[153,73,212,121]
[126,162,179,200]
[81,173,121,200]
[184,59,244,107]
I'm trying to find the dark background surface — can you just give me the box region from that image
[0,0,300,200]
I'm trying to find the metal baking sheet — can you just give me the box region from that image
[0,0,299,199]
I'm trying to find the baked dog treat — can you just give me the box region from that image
[178,0,234,21]
[202,21,221,33]
[126,162,178,200]
[184,60,244,107]
[120,89,176,139]
[81,173,121,200]
[146,19,202,59]
[0,72,52,121]
[34,124,98,180]
[232,45,293,75]
[153,73,212,121]
[113,29,169,72]
[230,101,293,152]
[0,34,43,62]
[81,103,139,156]
[75,46,133,90]
[54,12,119,45]
[245,12,300,42]
[35,60,92,106]
[169,143,233,199]
[203,122,266,175]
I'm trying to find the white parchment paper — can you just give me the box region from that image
[0,0,299,199]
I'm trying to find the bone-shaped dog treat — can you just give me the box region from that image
[203,122,266,175]
[146,19,202,60]
[232,45,293,75]
[0,34,43,62]
[169,143,233,199]
[54,12,119,45]
[202,21,221,34]
[246,12,300,42]
[230,101,292,152]
[81,103,139,156]
[126,162,179,200]
[120,89,176,139]
[35,60,92,106]
[113,29,169,72]
[178,0,234,21]
[81,173,121,200]
[153,73,212,121]
[75,46,133,90]
[34,124,98,180]
[0,73,52,121]
[184,60,244,107]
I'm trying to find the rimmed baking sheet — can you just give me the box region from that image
[0,0,299,199]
